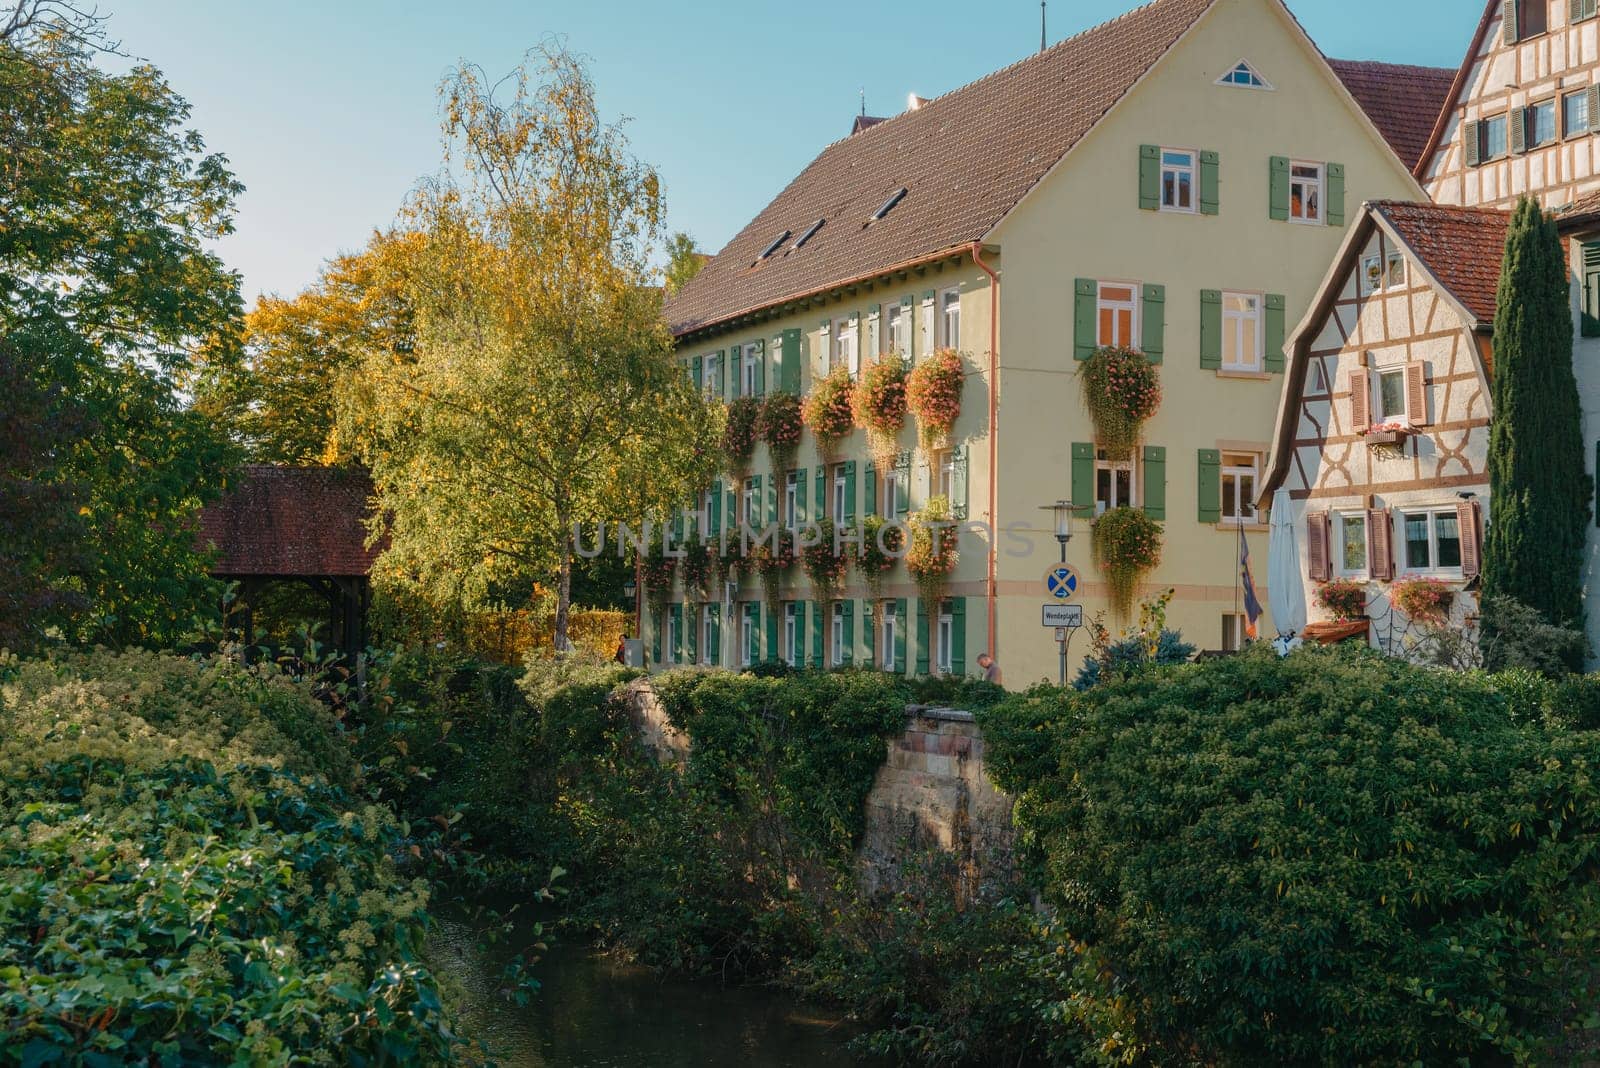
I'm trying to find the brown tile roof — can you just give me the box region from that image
[1372,200,1509,324]
[200,465,380,578]
[662,0,1217,337]
[1412,0,1499,180]
[1327,59,1457,171]
[1558,187,1600,222]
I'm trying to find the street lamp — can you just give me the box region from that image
[1043,499,1075,563]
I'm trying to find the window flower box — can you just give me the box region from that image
[1362,422,1412,446]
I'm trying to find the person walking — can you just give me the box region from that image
[614,635,628,665]
[976,652,1002,686]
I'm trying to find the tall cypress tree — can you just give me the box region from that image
[1482,197,1591,668]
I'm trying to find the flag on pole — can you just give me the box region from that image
[1239,525,1262,639]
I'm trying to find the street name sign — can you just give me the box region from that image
[1042,603,1084,628]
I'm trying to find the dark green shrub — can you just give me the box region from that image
[984,644,1600,1065]
[908,673,1008,712]
[1073,628,1194,690]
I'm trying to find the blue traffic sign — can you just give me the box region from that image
[1045,565,1080,601]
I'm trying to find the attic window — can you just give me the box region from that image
[1216,60,1271,90]
[758,230,791,260]
[870,187,908,223]
[794,218,825,249]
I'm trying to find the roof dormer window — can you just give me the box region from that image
[869,187,908,223]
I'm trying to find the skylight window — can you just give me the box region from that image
[758,230,791,260]
[794,217,825,249]
[1216,60,1271,90]
[870,187,908,222]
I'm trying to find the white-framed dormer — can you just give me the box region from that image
[1215,58,1272,90]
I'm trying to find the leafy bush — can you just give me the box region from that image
[908,673,1007,712]
[983,644,1600,1065]
[1072,628,1194,690]
[0,650,459,1063]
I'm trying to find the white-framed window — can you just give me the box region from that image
[702,608,715,665]
[1530,99,1558,148]
[830,602,845,667]
[1480,114,1508,161]
[1565,90,1590,138]
[1336,511,1369,577]
[1376,367,1407,423]
[883,468,903,521]
[785,470,800,533]
[1221,613,1248,651]
[1216,59,1271,89]
[742,477,758,529]
[832,464,847,519]
[1094,448,1137,515]
[741,606,756,667]
[930,448,955,500]
[1096,282,1139,348]
[1221,292,1262,371]
[920,294,935,356]
[885,302,908,355]
[1401,508,1463,574]
[936,602,953,674]
[834,318,859,376]
[1160,148,1196,212]
[880,601,897,670]
[1362,251,1407,294]
[784,602,801,666]
[665,610,678,666]
[1290,162,1323,223]
[742,342,761,395]
[1220,452,1259,525]
[939,287,961,349]
[703,353,719,399]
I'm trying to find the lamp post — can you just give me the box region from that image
[1041,499,1076,686]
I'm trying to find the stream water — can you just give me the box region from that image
[430,912,876,1067]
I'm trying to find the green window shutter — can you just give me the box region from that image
[1200,289,1222,370]
[766,473,778,527]
[861,600,876,666]
[815,467,826,519]
[950,598,966,678]
[894,598,908,673]
[725,485,737,534]
[730,346,741,398]
[899,295,913,356]
[652,610,662,664]
[796,467,808,523]
[1464,120,1482,167]
[1142,446,1166,520]
[844,460,857,519]
[781,328,801,393]
[1588,86,1600,129]
[1071,443,1094,515]
[708,604,720,666]
[1268,156,1290,221]
[686,603,697,663]
[710,478,722,536]
[918,290,935,358]
[951,445,969,520]
[671,603,684,663]
[864,461,877,515]
[811,601,823,667]
[842,600,855,666]
[1583,245,1600,336]
[1198,449,1222,523]
[754,340,766,396]
[1199,149,1219,215]
[895,453,910,514]
[751,474,763,529]
[1505,0,1520,44]
[1138,144,1160,210]
[1141,283,1165,363]
[692,355,703,392]
[1510,107,1528,155]
[1325,162,1345,226]
[1264,293,1287,373]
[716,349,727,397]
[1074,278,1097,360]
[915,600,930,676]
[764,605,778,663]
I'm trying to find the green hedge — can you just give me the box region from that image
[981,644,1600,1065]
[0,650,459,1064]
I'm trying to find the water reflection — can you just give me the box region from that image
[430,914,873,1067]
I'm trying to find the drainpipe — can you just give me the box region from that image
[970,241,1000,663]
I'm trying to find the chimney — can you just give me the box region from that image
[907,93,930,111]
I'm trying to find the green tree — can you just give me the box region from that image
[663,230,705,295]
[0,5,244,647]
[1482,197,1590,670]
[343,46,721,651]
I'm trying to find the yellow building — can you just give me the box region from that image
[653,0,1441,685]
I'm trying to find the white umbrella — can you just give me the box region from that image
[1267,487,1307,653]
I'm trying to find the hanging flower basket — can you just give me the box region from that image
[681,540,711,597]
[641,534,677,618]
[1314,578,1368,621]
[852,356,908,471]
[724,397,761,478]
[855,515,903,596]
[1091,506,1162,620]
[906,496,960,609]
[801,517,849,607]
[749,537,796,620]
[1392,576,1453,624]
[1080,346,1161,461]
[906,348,965,450]
[760,391,804,474]
[803,365,856,464]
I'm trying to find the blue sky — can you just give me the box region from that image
[100,0,1474,302]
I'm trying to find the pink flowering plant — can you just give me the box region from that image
[906,496,960,609]
[1091,505,1163,620]
[760,391,804,475]
[749,537,796,618]
[801,518,849,606]
[680,540,711,596]
[1081,346,1161,460]
[640,532,677,617]
[906,348,965,449]
[1392,576,1453,624]
[855,515,902,596]
[803,365,856,463]
[852,355,909,470]
[1315,578,1368,621]
[724,397,761,477]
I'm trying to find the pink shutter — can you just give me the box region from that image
[1458,500,1481,580]
[1307,511,1331,581]
[1368,509,1393,581]
[1404,363,1429,426]
[1350,368,1370,433]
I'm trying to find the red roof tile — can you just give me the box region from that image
[662,0,1217,337]
[1327,59,1457,171]
[200,466,380,578]
[1372,200,1509,324]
